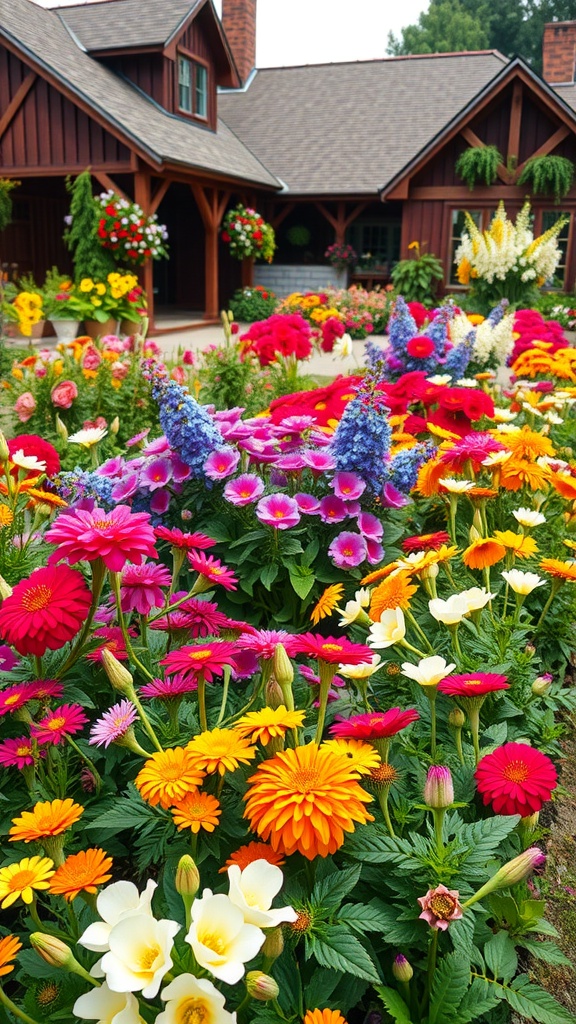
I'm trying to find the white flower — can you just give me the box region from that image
[502,569,547,595]
[79,879,157,953]
[427,374,452,385]
[227,861,297,928]
[355,587,370,608]
[496,423,521,434]
[493,408,518,422]
[439,478,474,493]
[10,450,46,473]
[100,913,179,998]
[459,586,495,612]
[428,595,469,625]
[482,450,513,467]
[68,427,108,447]
[338,654,382,679]
[73,982,141,1024]
[333,333,353,359]
[513,508,546,528]
[455,378,478,388]
[401,655,455,688]
[158,974,236,1024]
[186,890,264,984]
[368,607,405,649]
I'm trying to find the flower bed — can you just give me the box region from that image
[0,311,574,1024]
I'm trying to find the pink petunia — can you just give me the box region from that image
[328,531,367,568]
[204,447,241,480]
[357,512,384,541]
[318,495,349,524]
[331,472,366,501]
[141,458,172,491]
[294,493,321,514]
[223,474,265,506]
[256,494,301,530]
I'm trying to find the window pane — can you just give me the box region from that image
[195,64,207,118]
[178,57,192,112]
[542,211,570,287]
[449,209,481,285]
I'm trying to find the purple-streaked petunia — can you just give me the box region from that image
[279,415,315,433]
[97,455,125,478]
[294,493,321,514]
[204,446,241,481]
[141,458,172,491]
[241,438,279,463]
[331,471,366,501]
[328,531,368,569]
[142,435,170,456]
[89,700,138,748]
[318,495,349,524]
[120,562,172,616]
[357,511,384,541]
[256,494,301,530]
[274,452,307,471]
[171,455,192,483]
[223,474,265,506]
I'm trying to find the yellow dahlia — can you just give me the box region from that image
[0,856,54,908]
[320,738,381,775]
[234,706,305,746]
[9,799,84,843]
[135,747,205,809]
[187,728,256,776]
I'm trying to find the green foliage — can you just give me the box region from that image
[197,343,274,416]
[387,0,489,56]
[228,285,277,323]
[64,170,115,283]
[390,243,444,304]
[285,224,312,247]
[0,178,19,232]
[456,146,504,190]
[518,156,575,204]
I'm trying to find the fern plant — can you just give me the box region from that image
[455,145,503,190]
[518,155,575,204]
[0,178,19,232]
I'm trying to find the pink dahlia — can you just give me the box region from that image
[161,641,238,684]
[120,562,171,616]
[440,433,505,473]
[238,629,298,660]
[140,676,198,698]
[187,551,238,591]
[292,633,373,666]
[154,526,215,551]
[330,708,420,739]
[223,474,265,506]
[89,700,138,748]
[46,505,157,572]
[0,565,92,657]
[475,742,558,817]
[418,885,463,930]
[256,494,301,530]
[30,704,88,746]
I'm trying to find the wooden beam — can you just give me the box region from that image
[93,171,130,201]
[460,126,509,183]
[343,201,369,229]
[190,183,221,319]
[150,179,171,215]
[316,201,348,242]
[134,170,155,332]
[269,201,295,229]
[408,184,573,201]
[216,190,231,225]
[507,80,523,165]
[190,182,215,227]
[0,72,37,141]
[516,125,571,176]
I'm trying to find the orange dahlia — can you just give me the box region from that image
[310,584,345,625]
[462,538,506,570]
[171,789,221,834]
[539,558,576,582]
[48,848,113,901]
[0,934,22,976]
[303,1010,348,1024]
[219,841,286,873]
[9,799,84,843]
[244,743,374,859]
[187,728,256,776]
[234,706,306,746]
[369,571,417,621]
[499,459,551,493]
[502,426,555,461]
[135,747,205,808]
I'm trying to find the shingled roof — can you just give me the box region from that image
[218,52,508,196]
[58,0,202,51]
[1,0,280,187]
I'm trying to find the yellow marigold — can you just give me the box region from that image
[499,459,551,493]
[48,848,113,901]
[0,934,22,977]
[429,544,460,564]
[304,1009,348,1024]
[502,426,555,461]
[9,799,84,843]
[187,728,256,776]
[79,278,94,292]
[311,583,345,625]
[493,530,538,559]
[0,857,54,908]
[135,747,205,809]
[244,743,374,859]
[25,489,68,509]
[426,422,460,441]
[369,571,418,621]
[171,789,221,834]
[466,314,485,326]
[539,558,576,582]
[0,505,14,527]
[320,738,381,775]
[462,538,506,570]
[234,706,306,746]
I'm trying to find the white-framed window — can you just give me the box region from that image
[195,63,208,119]
[178,56,192,113]
[542,210,571,287]
[449,208,485,286]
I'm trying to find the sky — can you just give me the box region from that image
[33,0,431,66]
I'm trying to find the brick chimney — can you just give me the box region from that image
[543,21,576,84]
[221,0,257,86]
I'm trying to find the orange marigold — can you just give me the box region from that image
[48,848,113,901]
[416,457,447,497]
[539,558,576,582]
[502,427,555,461]
[462,538,506,570]
[499,459,551,493]
[0,934,22,977]
[369,571,418,621]
[219,841,285,874]
[135,747,205,809]
[550,473,576,501]
[9,799,84,843]
[171,789,221,834]
[304,1010,348,1024]
[0,505,14,527]
[244,743,374,860]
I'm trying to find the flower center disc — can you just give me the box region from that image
[179,1001,208,1024]
[21,584,52,612]
[502,759,529,783]
[429,894,455,918]
[292,768,320,793]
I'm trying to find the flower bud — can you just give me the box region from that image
[110,416,120,436]
[30,934,74,970]
[469,524,481,543]
[0,430,10,462]
[246,971,279,1002]
[55,414,68,443]
[261,927,284,962]
[265,673,284,710]
[524,642,536,657]
[273,644,293,688]
[519,812,539,834]
[0,574,13,600]
[465,847,546,908]
[392,954,413,983]
[100,649,135,695]
[422,562,439,580]
[175,855,200,899]
[448,708,465,729]
[424,766,454,809]
[532,674,553,697]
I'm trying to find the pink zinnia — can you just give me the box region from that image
[89,700,138,748]
[187,552,238,591]
[475,742,558,817]
[120,562,172,616]
[223,474,265,507]
[46,505,157,572]
[31,704,88,745]
[86,626,135,663]
[161,641,238,684]
[256,494,301,530]
[0,736,36,768]
[204,447,241,480]
[140,676,198,698]
[331,472,366,500]
[418,885,463,930]
[440,433,505,472]
[0,564,92,657]
[438,673,509,699]
[330,708,420,739]
[328,531,367,569]
[292,633,373,666]
[238,629,298,660]
[0,682,41,717]
[154,527,215,551]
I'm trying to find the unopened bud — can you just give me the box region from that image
[30,933,95,985]
[532,674,553,697]
[520,812,540,834]
[0,430,9,462]
[392,954,413,983]
[175,855,200,899]
[55,414,68,442]
[524,642,536,657]
[110,416,120,436]
[246,971,279,1002]
[469,525,481,543]
[472,509,483,534]
[261,927,284,962]
[465,847,546,908]
[422,562,439,580]
[100,648,134,694]
[448,708,465,729]
[424,765,454,809]
[0,573,13,600]
[265,674,284,710]
[273,644,293,688]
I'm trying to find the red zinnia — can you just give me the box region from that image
[86,626,136,663]
[330,708,420,740]
[406,336,435,359]
[475,742,558,817]
[292,633,373,665]
[438,673,509,698]
[7,436,60,477]
[402,532,450,553]
[0,565,92,657]
[161,641,238,684]
[154,526,216,551]
[187,552,238,592]
[31,704,88,746]
[45,505,157,572]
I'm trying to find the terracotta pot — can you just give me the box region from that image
[120,318,141,337]
[51,320,81,343]
[30,319,47,340]
[83,318,119,340]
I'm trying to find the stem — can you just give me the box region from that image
[33,656,43,680]
[216,666,231,727]
[197,674,208,732]
[448,624,463,660]
[129,690,163,753]
[399,638,428,659]
[0,987,42,1024]
[404,609,434,653]
[427,690,437,757]
[422,929,439,1015]
[502,580,509,620]
[535,580,562,630]
[314,662,335,744]
[377,786,395,837]
[109,573,154,682]
[468,705,482,764]
[65,735,102,793]
[454,726,465,766]
[432,807,446,856]
[56,558,106,678]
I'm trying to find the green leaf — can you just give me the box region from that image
[374,985,412,1023]
[520,939,573,968]
[449,911,476,955]
[338,900,399,934]
[456,815,520,877]
[289,565,315,600]
[429,951,471,1024]
[85,796,159,833]
[457,978,501,1022]
[484,930,518,983]
[311,925,380,983]
[260,563,279,590]
[503,975,576,1024]
[312,865,361,911]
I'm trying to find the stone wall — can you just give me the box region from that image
[253,264,347,296]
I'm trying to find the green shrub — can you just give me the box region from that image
[518,155,575,204]
[391,242,444,304]
[228,285,277,323]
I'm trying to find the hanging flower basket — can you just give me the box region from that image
[95,191,169,266]
[221,204,276,262]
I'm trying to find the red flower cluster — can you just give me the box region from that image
[240,314,313,367]
[320,316,346,353]
[6,436,60,478]
[94,192,168,264]
[406,336,435,359]
[509,309,567,365]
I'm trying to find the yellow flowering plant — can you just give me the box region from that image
[64,273,145,323]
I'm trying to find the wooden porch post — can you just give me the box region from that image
[134,169,155,332]
[190,184,231,320]
[316,200,369,243]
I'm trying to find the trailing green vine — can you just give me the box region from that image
[0,179,19,232]
[518,155,575,204]
[455,146,503,190]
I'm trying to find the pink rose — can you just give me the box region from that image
[182,350,195,365]
[170,366,186,385]
[111,362,129,380]
[14,392,36,423]
[82,346,102,371]
[51,380,78,409]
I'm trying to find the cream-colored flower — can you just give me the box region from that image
[427,374,452,385]
[512,508,546,528]
[68,427,108,447]
[401,655,455,688]
[482,450,513,467]
[368,607,405,649]
[11,450,46,473]
[100,913,179,998]
[501,569,547,595]
[186,890,264,984]
[73,982,141,1024]
[79,879,157,953]
[459,586,495,612]
[455,378,478,388]
[158,974,236,1024]
[338,654,382,679]
[333,333,353,359]
[338,600,365,626]
[438,478,474,493]
[428,595,469,625]
[355,588,371,608]
[492,408,518,422]
[227,861,296,928]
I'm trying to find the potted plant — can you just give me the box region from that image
[94,190,169,265]
[41,268,81,342]
[390,240,444,304]
[64,272,143,338]
[518,155,575,204]
[455,145,503,190]
[324,242,357,271]
[221,205,276,263]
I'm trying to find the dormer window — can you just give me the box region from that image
[178,54,208,120]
